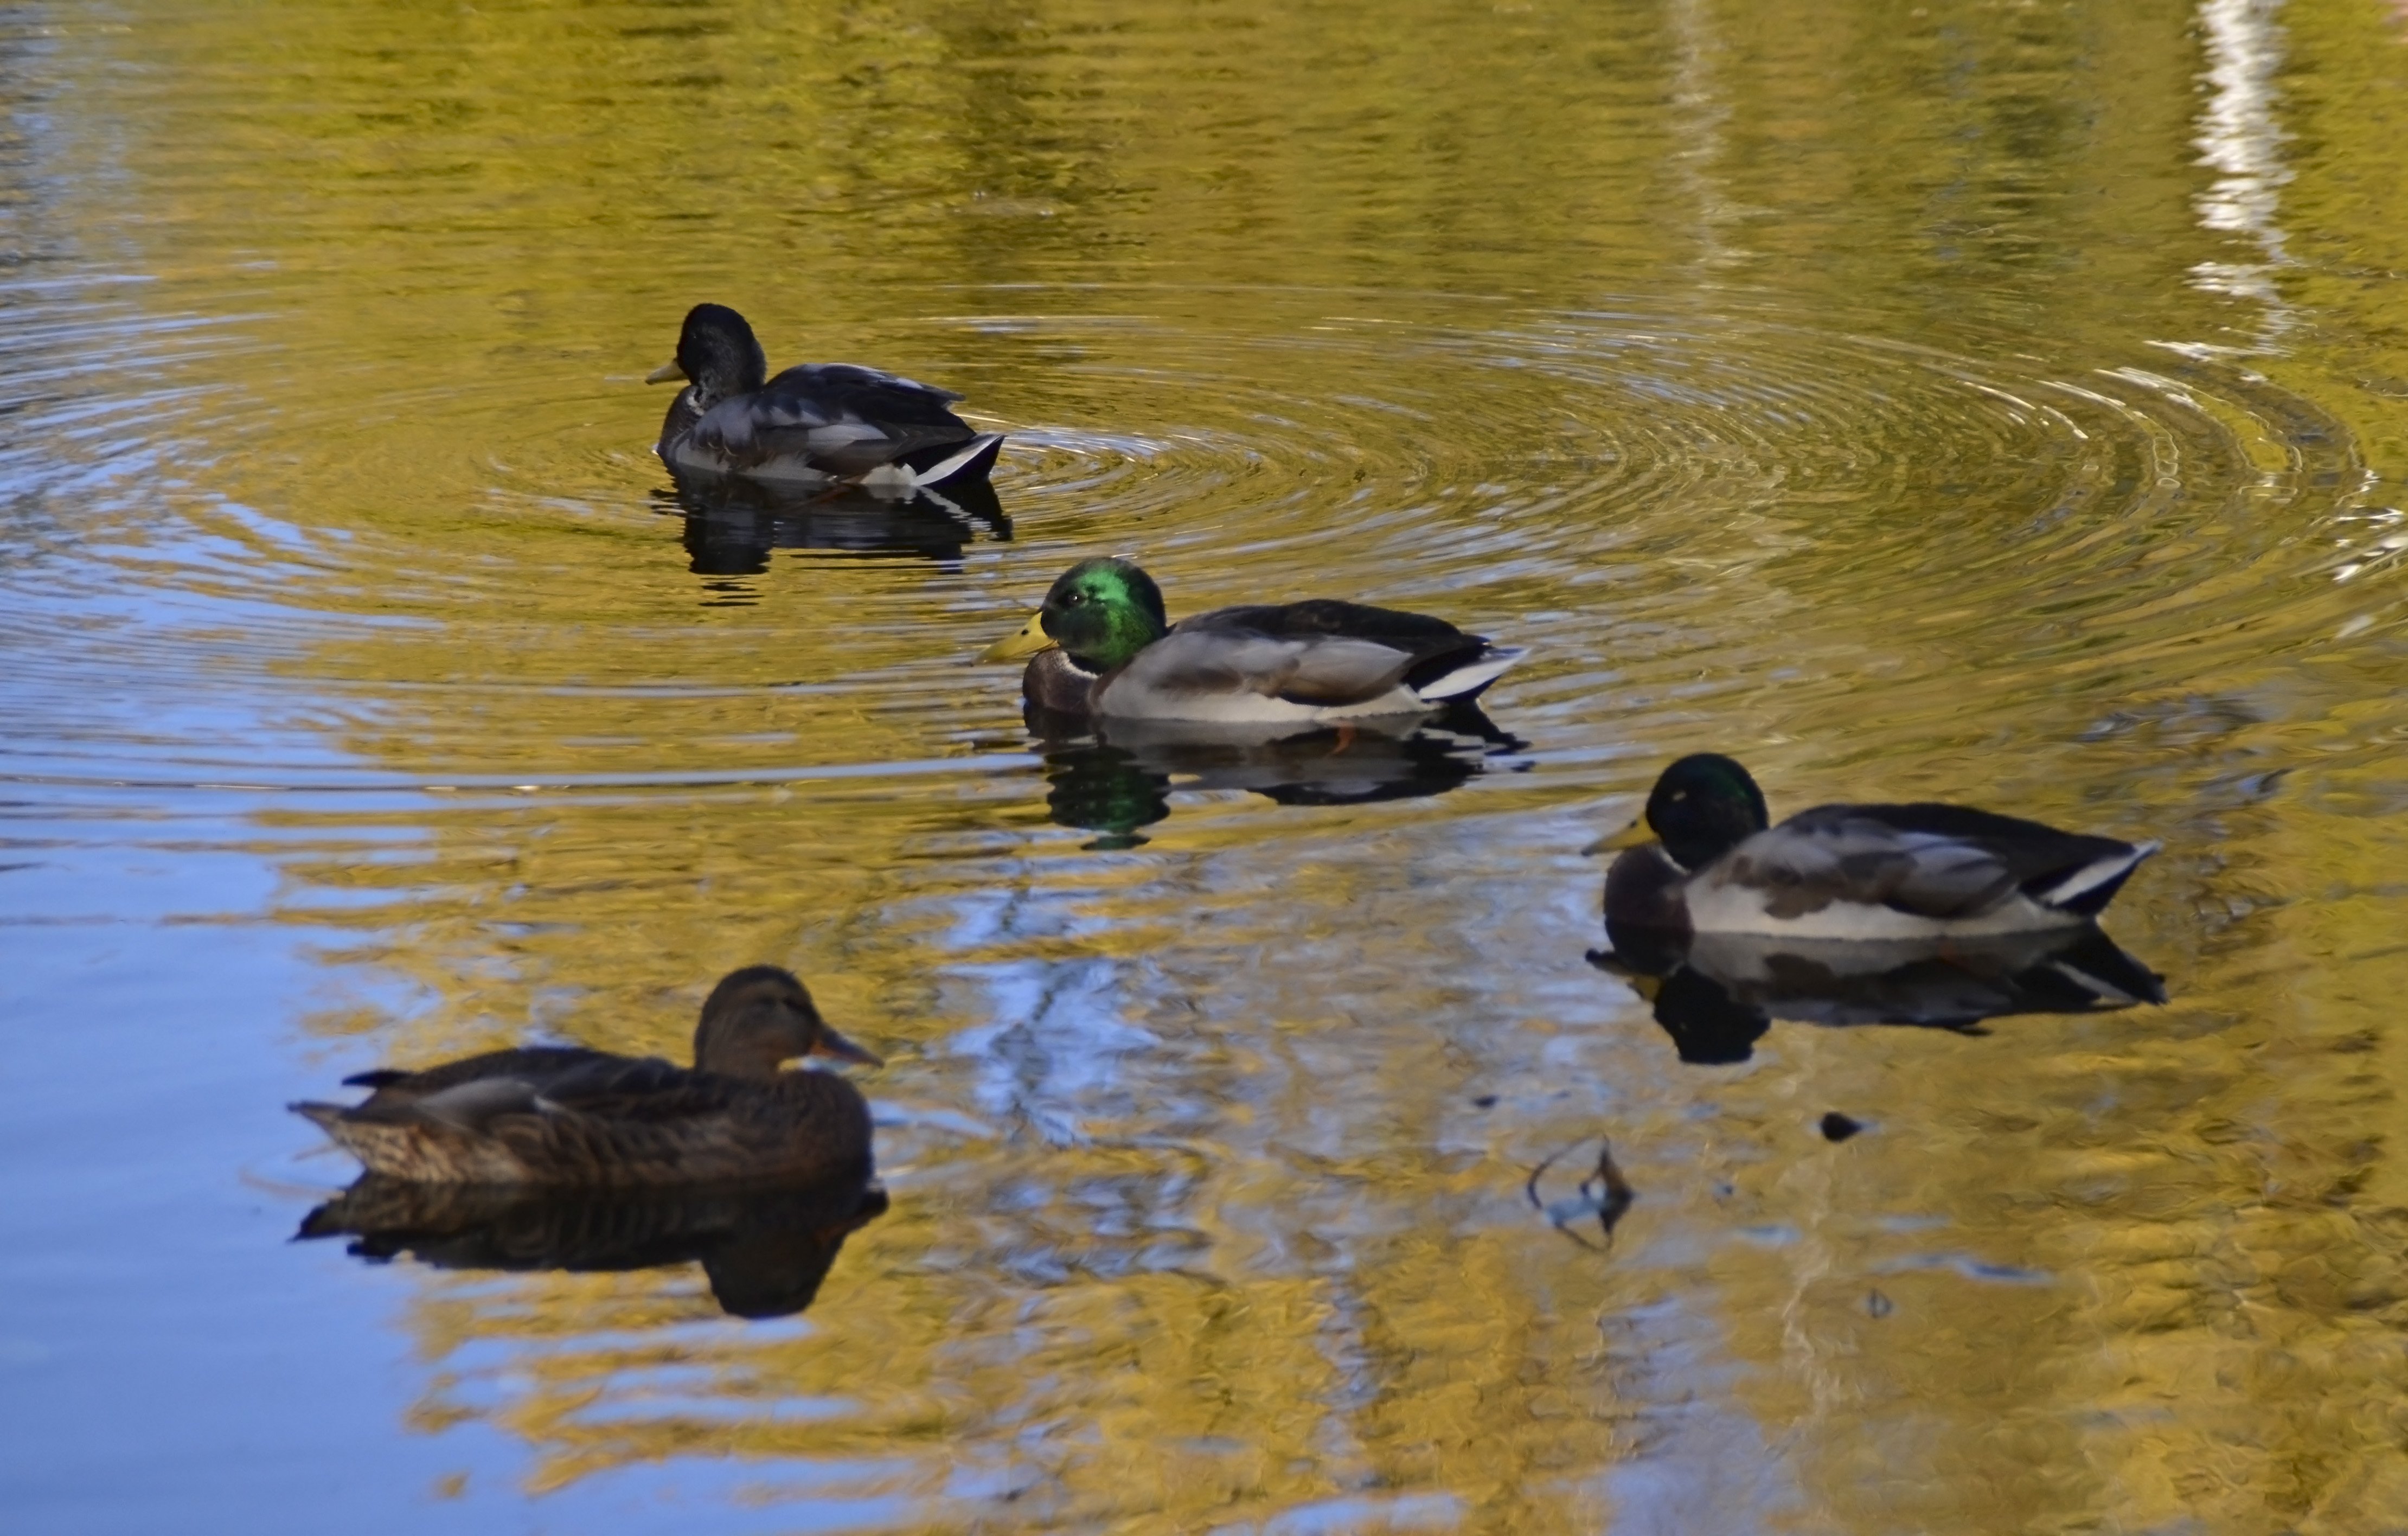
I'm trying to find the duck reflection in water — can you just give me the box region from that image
[1591,924,2166,1065]
[657,468,1010,575]
[298,1174,887,1320]
[1032,699,1526,849]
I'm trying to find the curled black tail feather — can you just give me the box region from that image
[341,1068,412,1089]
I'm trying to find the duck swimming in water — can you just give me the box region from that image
[648,303,1004,490]
[1596,753,2158,941]
[979,556,1527,726]
[292,967,881,1187]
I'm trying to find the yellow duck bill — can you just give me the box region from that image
[979,611,1057,663]
[1581,818,1651,856]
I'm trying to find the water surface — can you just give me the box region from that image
[5,0,2408,1531]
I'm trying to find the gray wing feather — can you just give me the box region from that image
[767,363,965,415]
[688,364,974,475]
[1269,637,1423,705]
[1735,815,2020,919]
[1116,631,1299,697]
[1124,627,1417,706]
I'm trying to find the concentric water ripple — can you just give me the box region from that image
[0,277,2379,810]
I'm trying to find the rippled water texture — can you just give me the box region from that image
[7,0,2408,1530]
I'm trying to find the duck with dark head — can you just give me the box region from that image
[648,303,1004,491]
[1594,752,2156,944]
[293,966,882,1188]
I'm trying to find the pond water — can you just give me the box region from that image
[5,0,2408,1530]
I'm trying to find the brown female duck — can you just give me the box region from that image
[292,967,881,1187]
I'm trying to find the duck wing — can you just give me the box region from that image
[299,1039,879,1183]
[690,364,977,477]
[334,1048,689,1132]
[478,1068,870,1186]
[1118,601,1513,709]
[513,1065,750,1126]
[1740,803,2156,920]
[342,1047,629,1098]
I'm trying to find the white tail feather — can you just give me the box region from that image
[906,433,1004,488]
[2038,840,2159,908]
[1416,645,1528,701]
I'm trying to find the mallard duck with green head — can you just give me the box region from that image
[293,967,882,1187]
[981,556,1527,725]
[1596,753,2158,940]
[648,304,1004,490]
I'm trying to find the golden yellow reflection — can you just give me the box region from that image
[35,0,2408,1528]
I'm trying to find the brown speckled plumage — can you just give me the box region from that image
[292,967,880,1187]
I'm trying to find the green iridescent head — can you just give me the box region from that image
[1019,557,1170,670]
[1645,753,1771,871]
[982,558,1169,670]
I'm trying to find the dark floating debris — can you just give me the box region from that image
[1471,1094,1498,1109]
[1866,1288,1894,1319]
[1526,1135,1635,1250]
[1820,1112,1865,1142]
